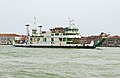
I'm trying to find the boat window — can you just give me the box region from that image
[59,38,62,41]
[55,33,59,35]
[63,33,66,35]
[30,38,32,41]
[37,38,40,41]
[66,42,72,44]
[51,38,54,41]
[51,34,54,36]
[63,38,66,41]
[67,38,72,41]
[59,33,63,36]
[43,38,46,42]
[51,42,54,44]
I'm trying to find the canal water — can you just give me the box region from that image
[0,45,120,78]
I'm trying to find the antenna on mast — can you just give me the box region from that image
[68,17,75,28]
[34,16,37,28]
[68,17,71,27]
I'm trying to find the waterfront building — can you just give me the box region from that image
[80,36,88,44]
[101,35,120,46]
[0,34,20,45]
[81,32,107,44]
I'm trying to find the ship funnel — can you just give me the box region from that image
[38,26,42,36]
[25,24,30,44]
[25,24,30,36]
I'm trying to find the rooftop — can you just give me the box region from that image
[0,34,20,37]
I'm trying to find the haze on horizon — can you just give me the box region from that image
[0,0,120,36]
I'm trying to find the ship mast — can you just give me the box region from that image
[34,16,37,28]
[68,17,75,28]
[68,17,71,28]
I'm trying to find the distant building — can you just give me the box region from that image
[0,34,20,45]
[80,36,88,44]
[101,35,120,46]
[81,32,109,46]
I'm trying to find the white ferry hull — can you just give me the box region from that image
[13,44,96,49]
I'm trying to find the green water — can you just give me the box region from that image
[0,45,120,78]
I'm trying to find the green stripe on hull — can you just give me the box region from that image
[94,38,106,47]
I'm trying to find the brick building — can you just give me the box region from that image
[101,35,120,46]
[81,32,120,47]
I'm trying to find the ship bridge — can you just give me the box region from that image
[64,27,80,35]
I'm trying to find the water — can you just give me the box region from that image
[0,45,120,78]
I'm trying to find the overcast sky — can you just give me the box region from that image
[0,0,120,36]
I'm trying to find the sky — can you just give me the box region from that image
[0,0,120,36]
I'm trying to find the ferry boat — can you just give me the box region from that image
[13,19,107,49]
